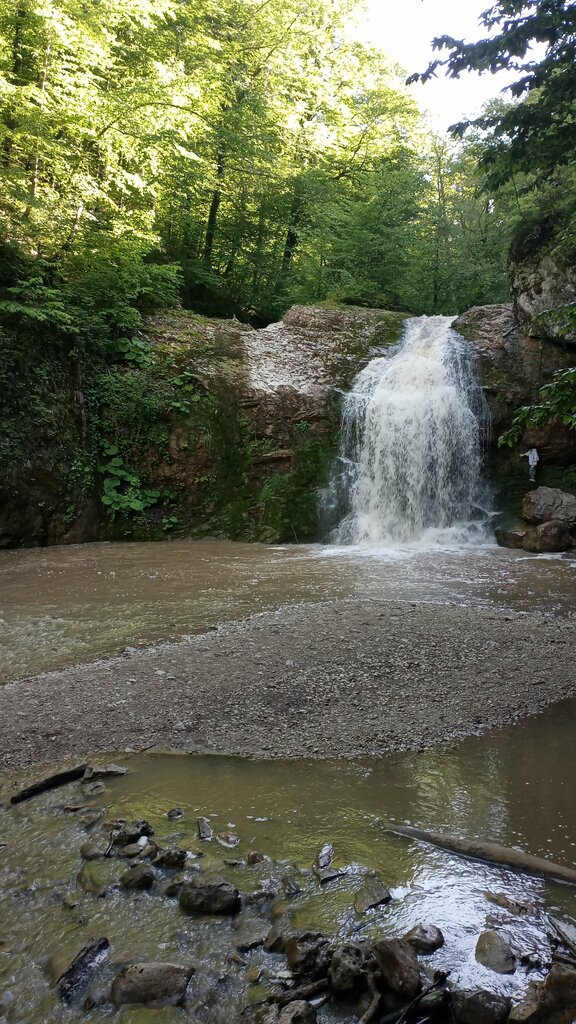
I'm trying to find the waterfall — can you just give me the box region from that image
[324,315,493,547]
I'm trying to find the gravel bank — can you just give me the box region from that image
[1,599,574,772]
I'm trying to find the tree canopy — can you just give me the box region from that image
[410,0,576,187]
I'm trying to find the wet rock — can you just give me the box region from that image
[248,851,267,865]
[328,943,368,994]
[278,1002,317,1024]
[116,821,155,846]
[57,938,110,1005]
[453,987,510,1019]
[373,938,420,997]
[121,863,156,890]
[452,989,511,1024]
[509,964,576,1022]
[242,1006,280,1024]
[475,930,516,974]
[120,842,145,858]
[315,868,346,885]
[83,763,127,780]
[82,781,106,796]
[167,808,183,820]
[354,874,391,914]
[179,875,240,915]
[217,832,240,848]
[284,932,331,976]
[80,837,112,860]
[282,875,303,896]
[77,861,118,897]
[496,521,572,553]
[197,817,213,841]
[403,924,445,953]
[314,843,334,871]
[265,924,301,953]
[153,848,188,870]
[234,916,270,951]
[111,962,194,1007]
[484,891,535,915]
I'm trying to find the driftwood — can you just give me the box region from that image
[387,824,576,886]
[10,764,89,805]
[57,937,110,1004]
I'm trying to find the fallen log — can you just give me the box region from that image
[10,764,89,805]
[57,937,110,1004]
[387,824,576,886]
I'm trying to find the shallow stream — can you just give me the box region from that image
[1,539,576,1021]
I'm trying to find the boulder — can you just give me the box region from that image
[522,486,576,527]
[328,943,368,994]
[115,820,155,846]
[120,863,156,890]
[403,923,444,954]
[475,930,516,974]
[509,964,576,1023]
[110,962,194,1007]
[496,520,572,552]
[80,837,111,861]
[452,988,511,1024]
[241,1007,279,1024]
[278,1002,317,1024]
[179,875,240,915]
[284,932,331,976]
[153,848,188,870]
[373,938,420,997]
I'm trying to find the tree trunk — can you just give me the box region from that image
[202,151,226,266]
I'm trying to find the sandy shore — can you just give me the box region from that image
[1,598,574,772]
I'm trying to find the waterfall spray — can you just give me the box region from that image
[324,316,492,546]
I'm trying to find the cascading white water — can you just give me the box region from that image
[324,315,493,546]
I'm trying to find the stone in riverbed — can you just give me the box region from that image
[508,964,576,1022]
[83,763,127,780]
[120,863,156,890]
[452,988,511,1024]
[475,930,516,974]
[115,820,155,846]
[328,943,368,994]
[373,938,420,997]
[354,873,391,914]
[77,862,118,897]
[278,1001,317,1024]
[153,847,188,870]
[110,962,194,1006]
[403,923,444,953]
[284,932,331,976]
[80,837,111,861]
[179,875,240,915]
[234,916,270,951]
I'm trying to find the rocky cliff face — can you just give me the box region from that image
[510,253,576,343]
[0,304,406,548]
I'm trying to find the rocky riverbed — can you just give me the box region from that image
[2,763,576,1024]
[1,598,575,773]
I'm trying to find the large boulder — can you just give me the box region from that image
[110,961,194,1006]
[509,964,576,1022]
[178,875,241,915]
[475,930,516,974]
[373,938,420,998]
[328,943,369,994]
[496,520,573,553]
[523,486,576,527]
[403,923,444,954]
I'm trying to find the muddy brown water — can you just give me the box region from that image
[1,539,576,1021]
[1,539,576,681]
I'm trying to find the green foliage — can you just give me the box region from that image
[412,1,576,188]
[498,367,576,447]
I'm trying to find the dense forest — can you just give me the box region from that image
[1,0,575,544]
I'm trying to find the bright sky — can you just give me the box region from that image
[357,0,519,131]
